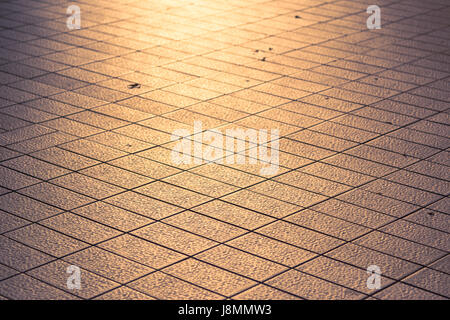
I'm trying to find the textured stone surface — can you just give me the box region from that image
[0,0,448,300]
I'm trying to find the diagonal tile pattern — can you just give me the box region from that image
[0,0,448,300]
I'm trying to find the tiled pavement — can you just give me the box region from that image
[0,0,449,300]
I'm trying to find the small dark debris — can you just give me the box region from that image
[402,153,408,157]
[427,212,435,216]
[255,49,259,53]
[295,15,301,19]
[126,144,132,147]
[324,97,329,100]
[374,77,378,80]
[269,47,273,51]
[245,80,250,82]
[128,83,141,89]
[261,57,266,61]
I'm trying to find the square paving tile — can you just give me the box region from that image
[27,260,120,300]
[99,234,186,269]
[163,258,256,297]
[0,0,448,300]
